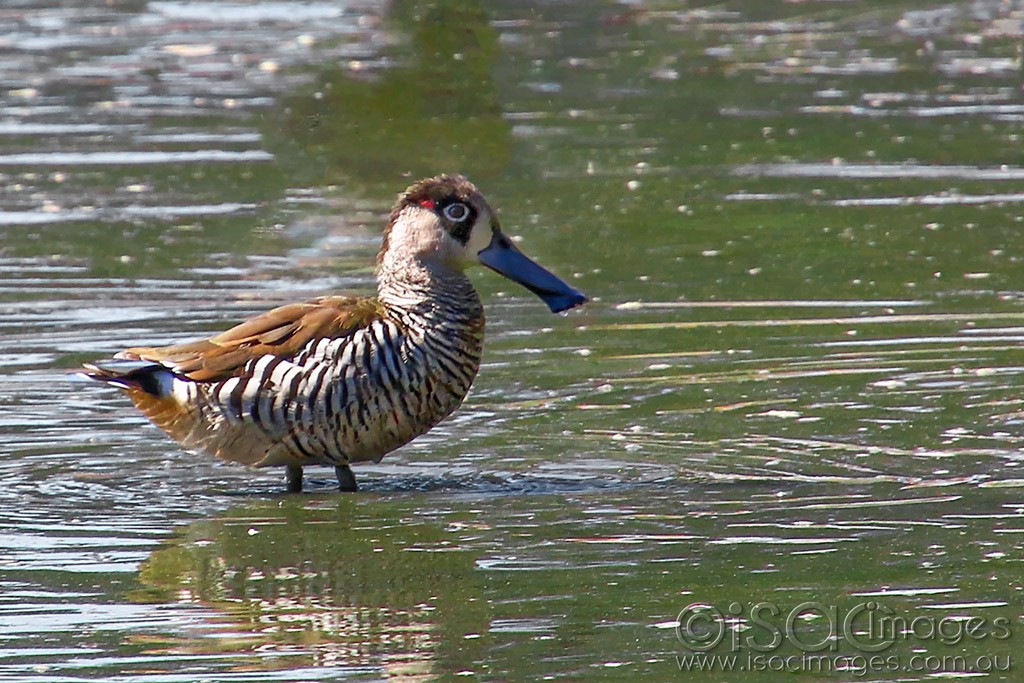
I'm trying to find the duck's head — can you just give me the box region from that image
[380,174,587,313]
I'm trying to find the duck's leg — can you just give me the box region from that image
[335,464,358,492]
[286,464,303,493]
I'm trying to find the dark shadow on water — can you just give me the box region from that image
[222,463,907,499]
[354,472,650,495]
[207,447,929,499]
[227,470,671,497]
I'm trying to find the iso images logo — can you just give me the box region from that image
[673,601,1012,676]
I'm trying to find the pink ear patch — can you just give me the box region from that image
[418,199,436,209]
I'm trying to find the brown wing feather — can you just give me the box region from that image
[118,295,383,382]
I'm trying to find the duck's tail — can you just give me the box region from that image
[79,359,174,396]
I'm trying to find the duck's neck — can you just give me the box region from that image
[376,252,483,327]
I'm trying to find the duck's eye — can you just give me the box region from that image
[443,202,470,222]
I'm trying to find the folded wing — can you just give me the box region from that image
[117,295,383,383]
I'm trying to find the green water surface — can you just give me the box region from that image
[2,1,1024,681]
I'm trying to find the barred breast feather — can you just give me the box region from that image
[107,292,484,469]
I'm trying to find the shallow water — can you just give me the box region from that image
[3,0,1024,680]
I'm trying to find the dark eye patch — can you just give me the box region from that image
[439,199,477,245]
